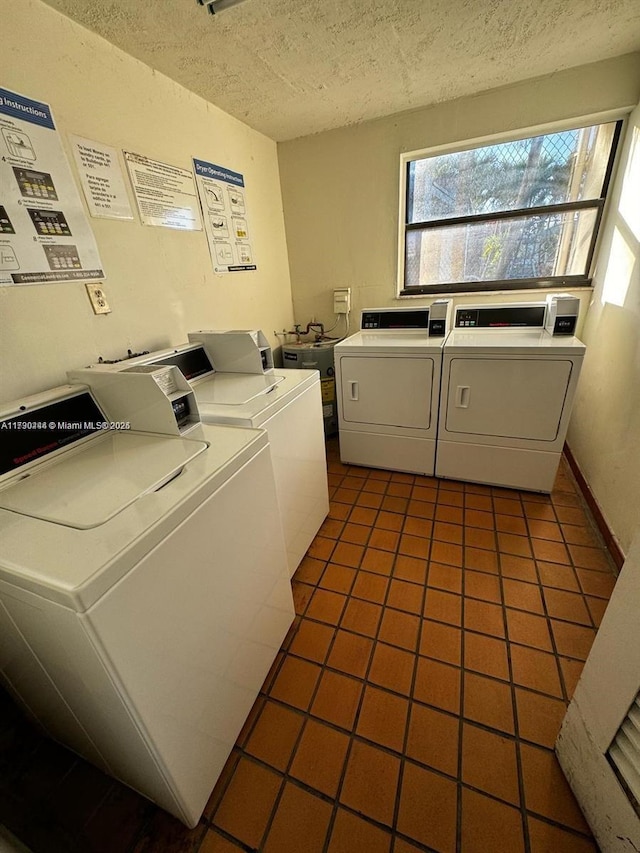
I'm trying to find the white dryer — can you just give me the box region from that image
[0,382,293,828]
[70,335,329,577]
[334,303,450,475]
[436,302,586,492]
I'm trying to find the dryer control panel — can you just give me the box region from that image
[360,301,450,336]
[455,305,546,329]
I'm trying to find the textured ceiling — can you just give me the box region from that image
[42,0,640,141]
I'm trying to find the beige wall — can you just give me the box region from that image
[278,53,640,332]
[0,0,294,403]
[567,102,640,555]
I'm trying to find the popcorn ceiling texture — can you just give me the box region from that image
[42,0,640,141]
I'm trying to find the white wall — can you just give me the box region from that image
[567,103,640,555]
[0,0,294,403]
[278,53,640,333]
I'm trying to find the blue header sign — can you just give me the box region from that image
[193,159,244,187]
[0,88,55,130]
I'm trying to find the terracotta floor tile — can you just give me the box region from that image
[420,620,462,666]
[379,608,421,651]
[393,555,428,585]
[427,562,462,594]
[262,782,332,853]
[245,701,303,771]
[423,588,462,626]
[369,469,392,482]
[294,556,325,585]
[340,522,371,545]
[531,538,571,565]
[433,521,463,545]
[204,751,241,819]
[391,471,415,484]
[515,688,566,748]
[523,502,556,521]
[550,620,596,661]
[81,783,152,853]
[341,598,383,637]
[368,528,401,552]
[397,762,457,853]
[361,547,395,575]
[465,546,500,574]
[358,492,385,510]
[435,505,464,524]
[131,810,206,852]
[340,740,400,827]
[498,532,533,558]
[327,809,392,853]
[342,474,366,490]
[543,588,591,625]
[398,533,430,560]
[440,479,464,492]
[465,527,497,550]
[387,578,424,615]
[311,670,362,730]
[439,489,465,507]
[465,509,495,530]
[500,554,538,583]
[291,581,314,615]
[538,561,580,592]
[569,544,612,571]
[369,642,416,695]
[388,482,412,498]
[496,513,528,535]
[527,817,597,853]
[412,484,438,502]
[555,505,590,525]
[527,519,563,541]
[357,685,409,752]
[381,495,408,513]
[306,588,348,625]
[269,656,322,710]
[334,488,360,506]
[464,632,509,680]
[464,598,505,638]
[431,540,463,567]
[576,567,616,599]
[413,657,461,714]
[561,524,601,548]
[463,671,514,734]
[464,570,501,603]
[199,829,245,853]
[465,493,493,511]
[308,536,337,561]
[510,645,563,698]
[502,578,544,614]
[327,629,374,678]
[212,758,282,849]
[520,743,590,833]
[461,723,519,805]
[506,609,553,651]
[289,719,350,797]
[331,541,365,569]
[372,510,404,533]
[460,787,525,853]
[362,478,388,494]
[352,570,389,604]
[394,839,423,853]
[586,595,608,627]
[407,498,436,519]
[493,497,523,517]
[406,703,459,776]
[349,506,378,526]
[402,516,433,538]
[328,502,352,521]
[320,518,346,539]
[319,563,357,594]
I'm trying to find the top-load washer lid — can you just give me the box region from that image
[444,328,586,355]
[192,372,285,405]
[0,432,208,529]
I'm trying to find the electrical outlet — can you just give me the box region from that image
[86,283,111,315]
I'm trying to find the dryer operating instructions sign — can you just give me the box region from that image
[0,87,105,286]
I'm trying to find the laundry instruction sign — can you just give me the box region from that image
[0,87,104,286]
[193,158,256,273]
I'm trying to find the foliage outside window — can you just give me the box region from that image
[401,120,621,294]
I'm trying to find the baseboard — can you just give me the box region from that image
[564,443,625,571]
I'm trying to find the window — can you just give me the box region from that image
[400,120,622,295]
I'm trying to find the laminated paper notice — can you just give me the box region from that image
[71,136,133,220]
[124,151,202,231]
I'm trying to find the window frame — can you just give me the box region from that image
[397,113,625,297]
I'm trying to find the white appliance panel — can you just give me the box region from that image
[444,358,573,441]
[340,356,434,429]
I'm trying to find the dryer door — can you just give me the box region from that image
[445,357,573,441]
[340,355,433,429]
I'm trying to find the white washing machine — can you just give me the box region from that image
[334,303,450,475]
[0,380,293,828]
[436,301,586,492]
[70,333,329,577]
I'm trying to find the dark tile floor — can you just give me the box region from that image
[0,438,616,852]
